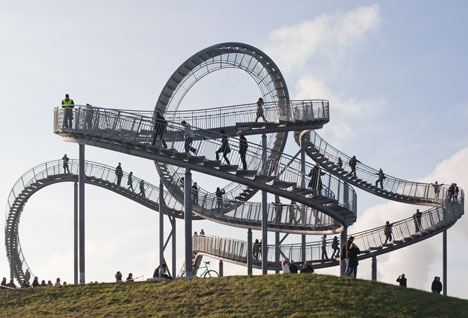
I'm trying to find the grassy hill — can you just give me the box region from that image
[0,274,467,317]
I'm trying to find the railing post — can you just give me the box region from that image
[184,168,193,278]
[247,228,253,275]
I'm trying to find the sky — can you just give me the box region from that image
[1,0,468,299]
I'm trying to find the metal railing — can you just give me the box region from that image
[53,105,357,221]
[305,130,450,202]
[193,193,464,265]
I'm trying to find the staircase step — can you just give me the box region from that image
[218,165,239,172]
[203,160,222,167]
[236,169,257,177]
[272,180,296,189]
[253,175,275,182]
[188,156,207,163]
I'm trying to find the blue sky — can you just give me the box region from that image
[1,1,467,298]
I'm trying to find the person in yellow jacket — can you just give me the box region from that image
[62,94,75,128]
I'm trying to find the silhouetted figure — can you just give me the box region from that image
[200,229,205,236]
[139,180,145,197]
[453,183,459,201]
[115,271,123,282]
[32,277,40,287]
[47,280,53,287]
[396,274,407,287]
[301,261,314,273]
[384,221,393,244]
[375,168,385,189]
[215,130,231,164]
[115,162,123,186]
[181,121,197,155]
[321,235,328,260]
[413,209,422,232]
[22,280,31,288]
[345,236,360,278]
[348,156,359,177]
[237,131,248,170]
[431,276,442,294]
[282,258,290,273]
[255,97,267,122]
[216,187,225,211]
[308,163,325,192]
[62,154,70,174]
[331,236,340,258]
[289,260,298,274]
[126,273,134,282]
[83,103,94,129]
[24,269,31,283]
[253,239,261,260]
[158,264,172,279]
[431,181,444,199]
[192,182,199,205]
[152,112,168,148]
[288,201,297,225]
[193,231,198,236]
[40,280,47,287]
[0,277,6,288]
[273,198,283,224]
[337,157,343,169]
[127,172,134,191]
[55,278,61,286]
[62,93,75,128]
[7,279,16,289]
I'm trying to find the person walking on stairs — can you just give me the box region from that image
[62,154,70,174]
[255,97,267,122]
[127,171,134,192]
[181,121,197,155]
[216,187,225,211]
[192,182,199,205]
[375,168,385,189]
[237,130,248,170]
[348,155,359,177]
[61,94,75,129]
[215,130,231,164]
[152,112,168,148]
[413,209,422,232]
[139,180,146,197]
[321,235,329,260]
[331,236,340,258]
[384,221,393,244]
[115,162,123,186]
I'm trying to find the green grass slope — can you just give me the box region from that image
[0,274,467,318]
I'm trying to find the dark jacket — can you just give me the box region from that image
[289,263,298,274]
[239,135,248,155]
[396,276,407,287]
[300,265,314,274]
[347,244,360,267]
[431,280,442,292]
[220,135,230,152]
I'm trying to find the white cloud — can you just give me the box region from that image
[266,4,382,72]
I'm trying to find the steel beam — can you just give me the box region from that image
[247,228,253,275]
[184,168,193,277]
[371,255,377,281]
[171,217,176,279]
[219,260,224,277]
[443,230,447,296]
[78,144,85,284]
[301,234,306,264]
[340,228,347,276]
[261,133,268,274]
[275,231,280,273]
[159,180,164,266]
[74,182,78,285]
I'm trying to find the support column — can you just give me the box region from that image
[443,230,447,296]
[159,180,164,266]
[171,218,176,278]
[219,260,224,277]
[300,145,307,266]
[78,144,85,284]
[247,229,253,275]
[184,168,193,278]
[74,182,78,285]
[371,255,377,281]
[275,231,280,274]
[340,228,347,276]
[301,234,306,264]
[261,133,268,275]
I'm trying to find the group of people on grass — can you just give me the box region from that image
[1,270,66,290]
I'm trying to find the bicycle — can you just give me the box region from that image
[193,261,219,278]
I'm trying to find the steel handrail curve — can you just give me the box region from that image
[305,130,450,202]
[53,105,356,218]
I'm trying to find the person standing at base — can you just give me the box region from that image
[62,94,75,129]
[396,274,407,287]
[384,221,393,244]
[62,154,70,174]
[127,172,134,191]
[282,258,290,273]
[344,236,360,278]
[115,162,123,186]
[237,130,248,170]
[431,276,442,294]
[255,97,267,122]
[300,261,314,273]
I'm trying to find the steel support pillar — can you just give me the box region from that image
[443,230,447,296]
[184,168,193,278]
[159,180,164,266]
[74,182,78,285]
[301,234,306,264]
[371,255,377,281]
[275,231,280,273]
[340,228,347,276]
[261,133,268,274]
[219,260,224,277]
[171,217,176,279]
[247,228,253,275]
[78,144,85,284]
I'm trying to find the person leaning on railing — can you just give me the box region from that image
[61,94,74,129]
